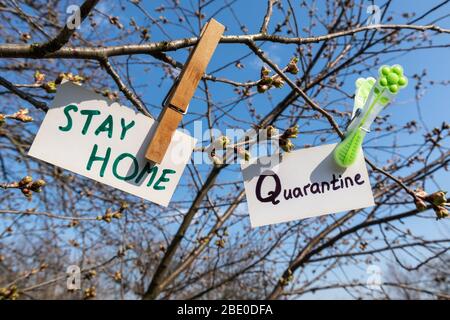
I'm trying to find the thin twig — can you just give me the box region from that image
[31,0,100,56]
[100,58,152,117]
[0,24,448,59]
[0,209,98,221]
[260,0,276,34]
[247,40,344,137]
[0,76,48,112]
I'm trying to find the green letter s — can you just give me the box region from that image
[59,104,78,132]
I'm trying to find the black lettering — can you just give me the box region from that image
[354,173,365,185]
[344,176,354,188]
[293,187,303,198]
[331,174,340,190]
[255,173,281,205]
[284,189,292,200]
[303,183,311,196]
[310,182,321,194]
[321,181,330,193]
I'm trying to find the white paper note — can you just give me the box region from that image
[29,82,196,207]
[241,143,375,227]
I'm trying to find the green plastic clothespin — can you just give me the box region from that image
[334,65,408,168]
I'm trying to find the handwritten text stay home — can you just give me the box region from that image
[58,104,175,190]
[29,82,196,206]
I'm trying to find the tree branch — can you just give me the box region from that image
[0,24,448,59]
[99,58,152,117]
[260,0,276,34]
[0,76,48,112]
[31,0,100,56]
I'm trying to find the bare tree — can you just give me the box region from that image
[384,254,449,299]
[0,0,449,300]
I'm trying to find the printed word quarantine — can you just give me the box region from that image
[241,143,374,227]
[255,172,366,205]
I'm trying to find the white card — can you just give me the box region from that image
[29,82,196,207]
[241,143,374,227]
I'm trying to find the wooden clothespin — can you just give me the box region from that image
[145,19,225,163]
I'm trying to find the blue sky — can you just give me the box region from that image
[60,0,450,298]
[1,0,449,298]
[121,0,449,298]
